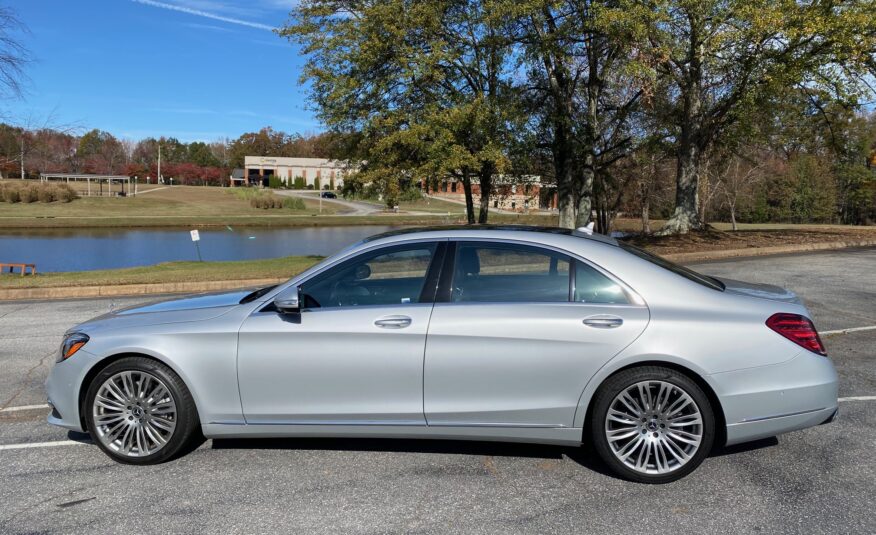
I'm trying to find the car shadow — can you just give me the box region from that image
[210,436,619,477]
[711,436,779,457]
[66,430,93,444]
[209,434,779,478]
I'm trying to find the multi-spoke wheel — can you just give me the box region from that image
[92,370,177,457]
[591,366,715,483]
[85,357,200,464]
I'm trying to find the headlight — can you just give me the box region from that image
[59,333,89,362]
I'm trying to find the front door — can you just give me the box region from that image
[238,241,444,425]
[424,241,649,428]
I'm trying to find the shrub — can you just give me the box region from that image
[268,175,282,189]
[0,181,80,203]
[283,197,306,210]
[56,184,79,202]
[398,186,423,202]
[37,185,57,203]
[293,176,306,190]
[1,185,19,203]
[250,195,283,209]
[19,185,38,203]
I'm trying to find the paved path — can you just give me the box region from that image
[0,248,874,533]
[277,190,382,215]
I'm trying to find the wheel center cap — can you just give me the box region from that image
[647,420,658,431]
[131,406,144,418]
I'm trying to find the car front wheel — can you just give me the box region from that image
[85,356,200,464]
[590,366,715,483]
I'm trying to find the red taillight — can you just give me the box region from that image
[766,313,827,356]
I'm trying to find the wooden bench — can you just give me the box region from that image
[0,263,36,276]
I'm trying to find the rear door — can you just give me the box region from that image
[423,240,649,428]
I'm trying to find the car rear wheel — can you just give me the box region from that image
[590,366,715,483]
[85,356,200,464]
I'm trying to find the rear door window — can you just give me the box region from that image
[451,242,571,303]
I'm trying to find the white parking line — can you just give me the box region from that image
[821,325,876,336]
[0,440,89,451]
[0,404,49,413]
[838,396,876,402]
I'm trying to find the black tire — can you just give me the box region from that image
[84,356,201,465]
[589,365,715,484]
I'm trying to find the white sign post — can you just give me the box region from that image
[190,230,203,262]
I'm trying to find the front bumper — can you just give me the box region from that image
[45,349,101,432]
[710,350,839,446]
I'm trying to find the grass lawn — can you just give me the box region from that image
[0,256,324,289]
[0,182,346,228]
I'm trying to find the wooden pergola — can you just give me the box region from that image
[38,173,136,197]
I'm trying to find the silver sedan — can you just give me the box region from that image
[46,226,838,483]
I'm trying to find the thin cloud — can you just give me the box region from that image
[131,0,275,31]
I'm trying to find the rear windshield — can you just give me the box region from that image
[619,243,725,291]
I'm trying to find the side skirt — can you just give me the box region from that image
[202,423,583,447]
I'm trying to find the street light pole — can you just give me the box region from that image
[157,142,161,184]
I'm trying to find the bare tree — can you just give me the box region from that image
[13,108,79,178]
[717,154,766,231]
[0,6,30,103]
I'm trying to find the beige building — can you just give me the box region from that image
[242,156,354,189]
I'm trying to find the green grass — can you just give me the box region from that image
[0,256,324,289]
[0,182,340,227]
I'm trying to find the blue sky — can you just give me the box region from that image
[7,0,318,142]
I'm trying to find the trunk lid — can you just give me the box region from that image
[716,277,801,304]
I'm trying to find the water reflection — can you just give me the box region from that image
[0,226,400,272]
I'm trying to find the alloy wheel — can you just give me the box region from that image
[92,370,177,457]
[604,380,703,475]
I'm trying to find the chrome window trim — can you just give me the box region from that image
[446,237,646,307]
[255,238,449,315]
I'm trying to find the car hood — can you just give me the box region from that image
[716,277,801,304]
[70,290,252,333]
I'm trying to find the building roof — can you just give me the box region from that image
[244,156,353,168]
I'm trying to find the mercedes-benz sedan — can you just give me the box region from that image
[46,226,838,483]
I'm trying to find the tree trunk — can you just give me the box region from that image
[658,147,703,235]
[554,134,576,228]
[658,15,706,236]
[641,195,650,234]
[461,174,475,224]
[729,202,737,231]
[575,166,594,228]
[477,163,493,224]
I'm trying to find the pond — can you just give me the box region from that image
[0,226,401,272]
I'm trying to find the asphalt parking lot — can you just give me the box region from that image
[1,247,874,534]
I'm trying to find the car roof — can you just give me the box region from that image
[363,225,618,246]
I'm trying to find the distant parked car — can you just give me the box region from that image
[46,226,837,483]
[320,191,337,199]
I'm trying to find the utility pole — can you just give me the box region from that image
[157,142,162,184]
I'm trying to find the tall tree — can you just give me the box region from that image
[282,0,519,221]
[516,0,652,229]
[645,0,876,234]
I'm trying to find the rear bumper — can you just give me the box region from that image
[710,350,838,446]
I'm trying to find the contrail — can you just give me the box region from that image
[131,0,276,31]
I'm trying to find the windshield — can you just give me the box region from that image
[619,243,725,291]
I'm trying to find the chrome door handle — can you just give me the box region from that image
[374,316,412,329]
[583,316,623,329]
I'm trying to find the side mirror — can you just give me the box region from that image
[273,288,301,314]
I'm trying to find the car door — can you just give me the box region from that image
[424,240,649,428]
[238,240,445,425]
